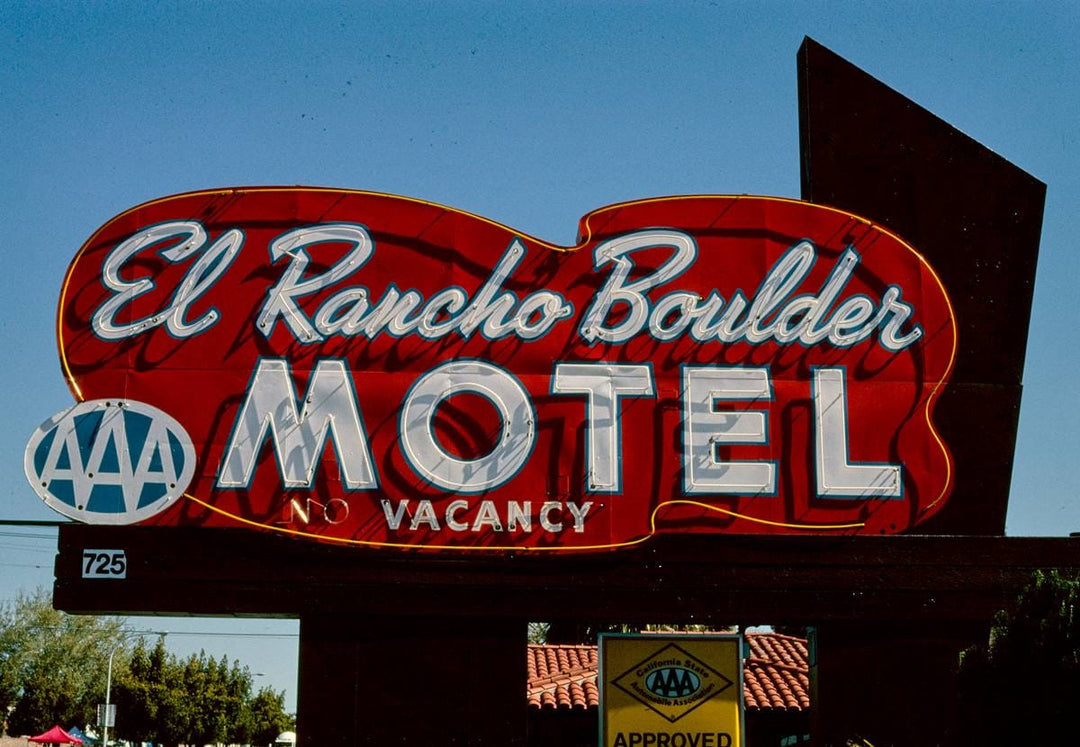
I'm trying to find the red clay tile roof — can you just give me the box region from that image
[527,643,599,710]
[526,633,809,712]
[743,633,811,711]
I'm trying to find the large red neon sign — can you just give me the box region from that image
[29,188,956,551]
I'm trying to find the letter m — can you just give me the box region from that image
[217,358,377,490]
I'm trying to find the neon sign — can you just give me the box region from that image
[26,188,956,550]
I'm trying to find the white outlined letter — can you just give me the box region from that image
[813,367,901,498]
[400,361,535,492]
[217,358,377,490]
[551,363,655,492]
[682,366,775,495]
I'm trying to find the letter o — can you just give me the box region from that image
[324,498,350,525]
[400,360,535,492]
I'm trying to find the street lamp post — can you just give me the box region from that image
[101,646,116,747]
[102,631,164,747]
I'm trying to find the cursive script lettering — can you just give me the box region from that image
[256,225,574,342]
[579,232,922,351]
[89,222,923,352]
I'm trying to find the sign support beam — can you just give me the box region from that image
[297,614,527,746]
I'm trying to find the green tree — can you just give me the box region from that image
[956,570,1080,743]
[246,687,294,747]
[542,621,725,644]
[188,653,250,745]
[0,589,127,736]
[2,590,292,745]
[114,643,208,747]
[112,636,186,745]
[223,657,254,744]
[113,639,291,747]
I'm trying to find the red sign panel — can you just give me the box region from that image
[41,188,955,551]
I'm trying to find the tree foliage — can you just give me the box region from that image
[0,588,127,735]
[541,621,726,644]
[248,687,294,746]
[0,589,293,745]
[112,637,293,747]
[956,570,1080,743]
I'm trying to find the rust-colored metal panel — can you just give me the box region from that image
[798,37,1046,534]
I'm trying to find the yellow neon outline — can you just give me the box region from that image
[182,493,866,553]
[57,188,957,551]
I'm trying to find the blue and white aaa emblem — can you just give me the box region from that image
[25,399,196,525]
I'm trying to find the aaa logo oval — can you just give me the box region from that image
[25,399,195,525]
[645,667,702,699]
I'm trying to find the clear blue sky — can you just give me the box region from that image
[2,0,1077,715]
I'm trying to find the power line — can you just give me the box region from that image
[125,630,298,639]
[0,562,51,569]
[0,520,69,527]
[0,543,54,553]
[0,531,59,540]
[18,625,297,639]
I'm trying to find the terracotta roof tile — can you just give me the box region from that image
[526,633,810,712]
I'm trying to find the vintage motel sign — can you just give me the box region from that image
[26,188,956,551]
[601,634,744,747]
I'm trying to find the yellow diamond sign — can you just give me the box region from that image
[613,642,733,722]
[601,635,743,747]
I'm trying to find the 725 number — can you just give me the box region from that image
[81,549,127,579]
